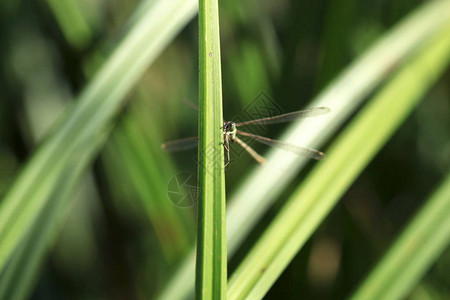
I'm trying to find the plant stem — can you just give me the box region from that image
[196,0,227,299]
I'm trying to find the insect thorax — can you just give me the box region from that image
[224,121,237,140]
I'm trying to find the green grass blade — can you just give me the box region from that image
[0,133,108,300]
[226,0,450,255]
[227,22,450,300]
[0,0,197,274]
[109,109,194,261]
[196,0,227,298]
[350,173,450,300]
[44,0,95,49]
[157,1,450,299]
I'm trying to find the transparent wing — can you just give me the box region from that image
[234,136,266,164]
[161,136,198,152]
[235,107,330,127]
[237,130,325,160]
[182,98,199,111]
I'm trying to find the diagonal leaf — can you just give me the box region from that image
[350,172,450,300]
[226,0,450,255]
[0,132,108,300]
[109,107,195,261]
[44,0,96,49]
[227,21,450,299]
[0,0,197,274]
[157,1,450,299]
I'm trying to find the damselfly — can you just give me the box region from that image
[162,107,330,167]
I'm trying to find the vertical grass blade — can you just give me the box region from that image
[227,22,450,300]
[350,172,450,300]
[196,0,227,299]
[157,1,450,299]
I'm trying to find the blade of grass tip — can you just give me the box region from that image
[157,1,450,299]
[350,172,450,300]
[196,0,226,299]
[227,22,450,300]
[0,0,198,274]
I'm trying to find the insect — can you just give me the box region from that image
[162,107,330,167]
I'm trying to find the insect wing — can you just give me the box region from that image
[235,107,330,127]
[237,130,325,160]
[161,136,198,152]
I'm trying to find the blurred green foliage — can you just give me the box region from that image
[0,0,448,299]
